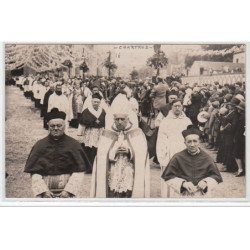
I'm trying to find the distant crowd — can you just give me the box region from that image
[6,72,246,197]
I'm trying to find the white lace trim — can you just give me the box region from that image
[108,155,134,193]
[82,127,104,148]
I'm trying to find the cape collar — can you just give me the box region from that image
[48,133,66,143]
[88,105,102,118]
[187,148,201,156]
[167,110,186,119]
[111,122,133,133]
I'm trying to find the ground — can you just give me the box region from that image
[5,85,246,198]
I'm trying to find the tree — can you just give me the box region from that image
[130,69,139,80]
[104,51,117,77]
[80,61,89,73]
[62,59,73,77]
[147,46,168,76]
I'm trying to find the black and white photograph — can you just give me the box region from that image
[4,43,246,199]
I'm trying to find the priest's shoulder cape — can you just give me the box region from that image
[79,108,106,128]
[161,149,223,185]
[24,134,90,176]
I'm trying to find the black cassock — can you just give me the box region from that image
[162,149,223,186]
[24,134,90,176]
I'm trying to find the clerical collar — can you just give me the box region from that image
[168,110,186,119]
[88,105,102,118]
[187,148,200,156]
[48,133,66,142]
[111,122,133,132]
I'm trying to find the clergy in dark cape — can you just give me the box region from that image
[24,108,90,198]
[161,125,222,197]
[78,93,106,173]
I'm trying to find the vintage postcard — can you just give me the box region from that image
[3,43,247,204]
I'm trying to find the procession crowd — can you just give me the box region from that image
[6,72,246,198]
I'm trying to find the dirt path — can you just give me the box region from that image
[5,86,246,198]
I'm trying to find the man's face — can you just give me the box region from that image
[56,85,62,92]
[45,81,50,87]
[185,134,200,153]
[92,98,101,110]
[92,88,99,94]
[120,82,126,89]
[172,101,183,116]
[48,119,65,138]
[114,114,129,131]
[168,95,177,103]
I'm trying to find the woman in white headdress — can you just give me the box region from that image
[90,94,150,198]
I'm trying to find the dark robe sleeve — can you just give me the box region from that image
[206,161,223,184]
[161,156,180,181]
[72,145,91,172]
[24,141,45,174]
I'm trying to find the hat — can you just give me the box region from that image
[229,97,240,106]
[236,101,245,111]
[105,93,138,130]
[219,107,228,115]
[182,125,201,138]
[234,94,244,102]
[224,94,233,102]
[91,84,99,90]
[193,87,200,92]
[47,108,66,122]
[169,90,179,96]
[92,93,102,100]
[185,88,192,94]
[197,111,210,123]
[212,101,220,108]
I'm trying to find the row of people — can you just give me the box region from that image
[8,73,245,198]
[24,97,222,198]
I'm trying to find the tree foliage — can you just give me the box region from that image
[130,69,139,80]
[62,59,72,68]
[147,50,168,76]
[79,61,89,73]
[104,57,117,77]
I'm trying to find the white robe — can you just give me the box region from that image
[32,81,41,99]
[156,110,192,197]
[31,173,85,198]
[39,86,50,105]
[90,128,150,198]
[48,93,70,117]
[165,177,219,198]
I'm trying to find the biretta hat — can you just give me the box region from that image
[47,108,66,122]
[182,125,201,138]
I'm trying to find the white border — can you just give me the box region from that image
[1,42,249,206]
